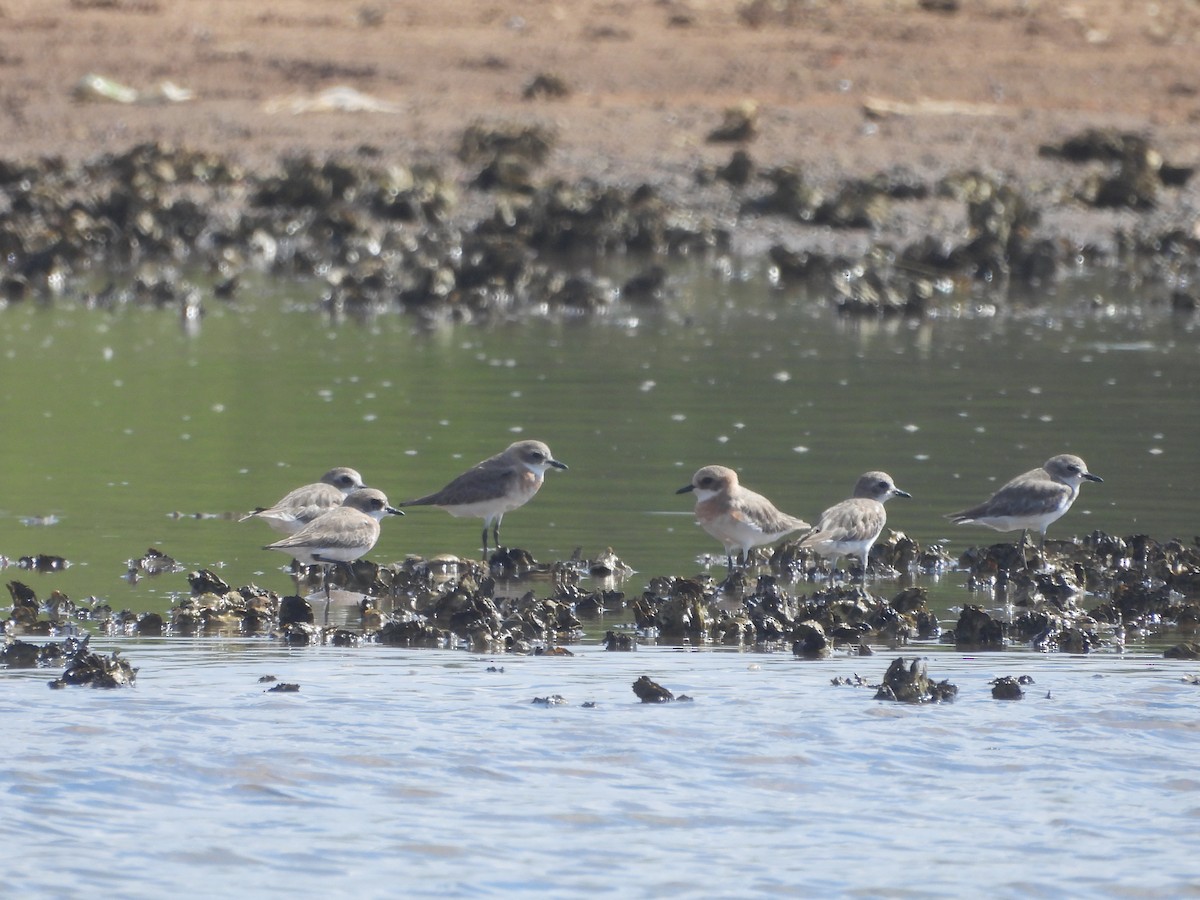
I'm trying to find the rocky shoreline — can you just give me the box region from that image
[1,133,1196,324]
[5,530,1200,685]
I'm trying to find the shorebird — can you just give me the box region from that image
[240,467,367,534]
[264,488,402,618]
[676,465,809,569]
[947,454,1102,562]
[398,440,567,553]
[800,471,911,582]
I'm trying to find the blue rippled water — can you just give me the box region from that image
[3,640,1199,898]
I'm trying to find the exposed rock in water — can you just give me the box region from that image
[602,630,637,651]
[633,674,692,703]
[990,676,1026,700]
[48,638,136,689]
[1164,642,1200,660]
[948,605,1006,651]
[873,657,957,703]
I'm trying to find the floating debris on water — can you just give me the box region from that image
[831,674,871,687]
[18,515,59,527]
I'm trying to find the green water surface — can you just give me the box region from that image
[0,265,1196,621]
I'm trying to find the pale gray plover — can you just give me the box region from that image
[800,471,910,582]
[264,488,402,617]
[241,466,367,534]
[398,440,567,553]
[947,453,1102,561]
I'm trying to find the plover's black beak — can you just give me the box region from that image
[386,507,405,516]
[549,459,568,470]
[1083,473,1103,483]
[676,484,695,495]
[894,489,913,498]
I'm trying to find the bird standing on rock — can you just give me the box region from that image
[947,453,1102,564]
[398,440,567,554]
[264,488,402,619]
[800,471,911,582]
[676,465,809,569]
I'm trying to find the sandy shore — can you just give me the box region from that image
[2,0,1198,255]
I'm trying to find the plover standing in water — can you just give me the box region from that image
[676,465,810,569]
[398,440,567,553]
[947,454,1102,562]
[800,471,911,582]
[240,467,367,534]
[263,488,402,618]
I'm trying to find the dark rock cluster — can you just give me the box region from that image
[632,675,692,703]
[46,637,137,689]
[0,127,1195,323]
[626,572,940,654]
[5,529,1200,681]
[947,532,1200,655]
[872,657,958,703]
[0,140,722,323]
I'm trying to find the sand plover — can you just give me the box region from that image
[398,440,567,553]
[676,465,810,569]
[264,488,402,616]
[800,471,911,581]
[947,454,1102,560]
[240,467,367,534]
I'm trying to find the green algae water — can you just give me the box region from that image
[0,266,1197,618]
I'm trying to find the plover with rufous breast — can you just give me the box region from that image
[947,454,1102,563]
[240,467,367,534]
[398,440,567,553]
[263,487,402,619]
[800,471,911,582]
[676,465,810,569]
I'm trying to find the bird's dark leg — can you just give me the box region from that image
[493,520,502,551]
[321,563,332,624]
[480,524,489,557]
[1017,529,1030,568]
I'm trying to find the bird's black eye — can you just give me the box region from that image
[877,481,889,491]
[699,477,713,488]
